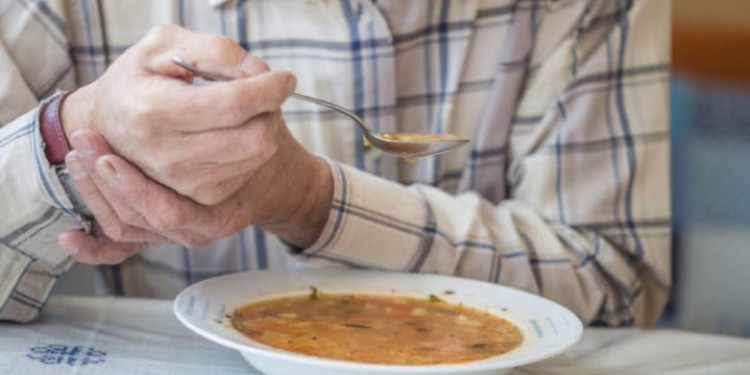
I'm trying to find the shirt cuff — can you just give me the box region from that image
[40,92,93,220]
[300,158,429,270]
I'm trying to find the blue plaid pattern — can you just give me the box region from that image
[0,0,670,326]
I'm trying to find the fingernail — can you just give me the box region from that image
[284,72,297,93]
[96,158,120,187]
[66,154,86,180]
[70,131,94,158]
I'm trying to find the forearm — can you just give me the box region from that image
[257,147,333,249]
[299,162,671,327]
[0,105,89,322]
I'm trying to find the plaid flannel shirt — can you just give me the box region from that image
[0,0,670,326]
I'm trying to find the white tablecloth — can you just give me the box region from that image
[1,296,749,375]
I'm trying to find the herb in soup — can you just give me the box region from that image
[231,293,522,365]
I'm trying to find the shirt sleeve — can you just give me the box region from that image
[0,9,87,322]
[0,105,91,322]
[302,0,671,328]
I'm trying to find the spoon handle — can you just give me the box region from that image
[171,57,374,140]
[289,93,372,138]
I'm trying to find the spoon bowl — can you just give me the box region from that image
[171,57,470,158]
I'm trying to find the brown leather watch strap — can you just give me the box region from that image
[40,91,74,165]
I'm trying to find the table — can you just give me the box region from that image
[1,297,749,374]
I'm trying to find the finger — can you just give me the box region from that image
[158,113,284,205]
[152,49,270,80]
[69,129,115,174]
[170,111,279,166]
[150,70,296,131]
[147,31,269,80]
[136,25,240,79]
[59,230,144,265]
[70,130,194,234]
[73,154,148,231]
[66,152,167,244]
[234,53,271,76]
[72,131,214,246]
[94,154,218,248]
[69,131,169,237]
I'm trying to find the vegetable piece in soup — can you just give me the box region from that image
[231,293,522,365]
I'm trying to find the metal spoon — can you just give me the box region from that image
[171,56,470,158]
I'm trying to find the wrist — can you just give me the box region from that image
[261,145,333,248]
[40,91,75,164]
[60,85,94,141]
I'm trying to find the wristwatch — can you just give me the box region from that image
[40,91,93,218]
[40,91,74,165]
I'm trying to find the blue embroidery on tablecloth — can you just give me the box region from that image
[26,344,106,366]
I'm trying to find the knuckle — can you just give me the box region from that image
[142,24,176,48]
[192,189,224,206]
[208,35,241,56]
[150,24,178,40]
[127,102,160,138]
[138,24,185,59]
[277,71,296,93]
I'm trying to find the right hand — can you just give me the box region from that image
[60,126,333,262]
[62,24,297,205]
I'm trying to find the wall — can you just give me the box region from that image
[673,0,750,83]
[670,0,750,337]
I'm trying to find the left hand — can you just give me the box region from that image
[60,128,333,265]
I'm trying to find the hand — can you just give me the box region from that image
[59,228,150,265]
[62,24,296,205]
[60,128,333,264]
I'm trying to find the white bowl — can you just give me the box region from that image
[174,269,583,375]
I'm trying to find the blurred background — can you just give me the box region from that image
[53,0,750,337]
[670,0,750,337]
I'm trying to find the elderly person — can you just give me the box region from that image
[0,0,670,327]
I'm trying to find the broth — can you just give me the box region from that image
[376,132,465,142]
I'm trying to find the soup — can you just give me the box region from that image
[363,133,466,147]
[231,291,523,365]
[377,132,466,142]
